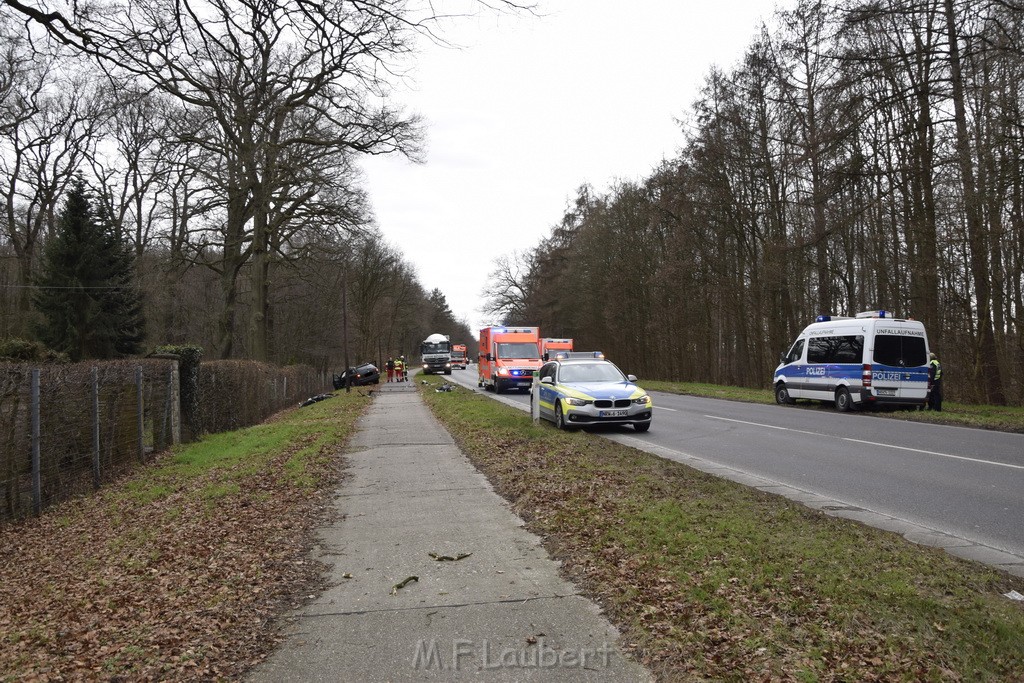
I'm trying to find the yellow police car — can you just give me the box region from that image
[532,352,652,432]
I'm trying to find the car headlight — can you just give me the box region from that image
[565,397,589,406]
[422,364,428,369]
[633,394,651,405]
[497,367,510,376]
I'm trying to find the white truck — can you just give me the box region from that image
[420,333,453,375]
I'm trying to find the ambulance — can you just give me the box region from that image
[773,310,931,412]
[540,337,574,361]
[478,326,543,393]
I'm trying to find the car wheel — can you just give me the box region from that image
[555,402,573,430]
[495,380,504,394]
[775,382,794,405]
[634,422,651,433]
[835,387,853,412]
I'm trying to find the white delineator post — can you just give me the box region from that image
[531,370,540,424]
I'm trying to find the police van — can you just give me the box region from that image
[773,310,931,412]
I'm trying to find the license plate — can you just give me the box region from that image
[601,410,628,417]
[875,388,896,396]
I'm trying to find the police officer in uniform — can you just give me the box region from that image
[927,352,942,411]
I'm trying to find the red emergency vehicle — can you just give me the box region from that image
[540,338,574,360]
[478,326,543,394]
[451,344,468,369]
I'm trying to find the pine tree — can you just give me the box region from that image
[33,178,146,361]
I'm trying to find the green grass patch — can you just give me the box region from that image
[0,387,373,681]
[642,379,1024,433]
[418,374,1024,681]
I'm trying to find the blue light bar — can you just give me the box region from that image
[555,351,605,360]
[815,315,831,322]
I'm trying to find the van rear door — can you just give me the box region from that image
[870,324,929,402]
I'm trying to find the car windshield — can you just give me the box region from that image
[496,342,539,359]
[421,342,450,354]
[558,362,625,383]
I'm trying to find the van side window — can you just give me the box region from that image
[808,335,864,363]
[833,335,864,363]
[785,339,804,364]
[807,337,831,363]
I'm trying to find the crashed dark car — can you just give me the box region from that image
[333,362,381,388]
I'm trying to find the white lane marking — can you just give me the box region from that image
[705,415,821,437]
[705,415,1024,471]
[840,437,1024,470]
[654,406,677,411]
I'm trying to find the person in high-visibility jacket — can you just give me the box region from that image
[927,352,943,411]
[394,356,405,382]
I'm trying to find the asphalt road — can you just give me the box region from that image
[441,367,1024,559]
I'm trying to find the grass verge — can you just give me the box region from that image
[0,388,372,681]
[419,375,1024,682]
[641,379,1024,433]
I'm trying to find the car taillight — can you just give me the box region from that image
[862,364,872,388]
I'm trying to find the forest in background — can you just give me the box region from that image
[485,0,1024,406]
[0,1,477,371]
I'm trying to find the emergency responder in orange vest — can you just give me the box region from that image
[394,356,405,382]
[927,352,943,411]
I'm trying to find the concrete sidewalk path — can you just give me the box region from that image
[249,381,650,682]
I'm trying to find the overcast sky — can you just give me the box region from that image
[360,0,783,334]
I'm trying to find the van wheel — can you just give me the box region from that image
[775,383,794,405]
[495,380,504,394]
[835,387,853,412]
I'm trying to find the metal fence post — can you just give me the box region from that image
[161,366,173,449]
[283,376,288,401]
[31,369,41,516]
[136,366,144,462]
[92,367,100,489]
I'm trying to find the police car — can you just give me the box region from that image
[532,352,652,432]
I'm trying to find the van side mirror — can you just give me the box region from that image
[780,352,787,364]
[543,352,549,361]
[486,353,494,362]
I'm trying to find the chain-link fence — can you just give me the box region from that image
[0,358,328,523]
[198,360,326,434]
